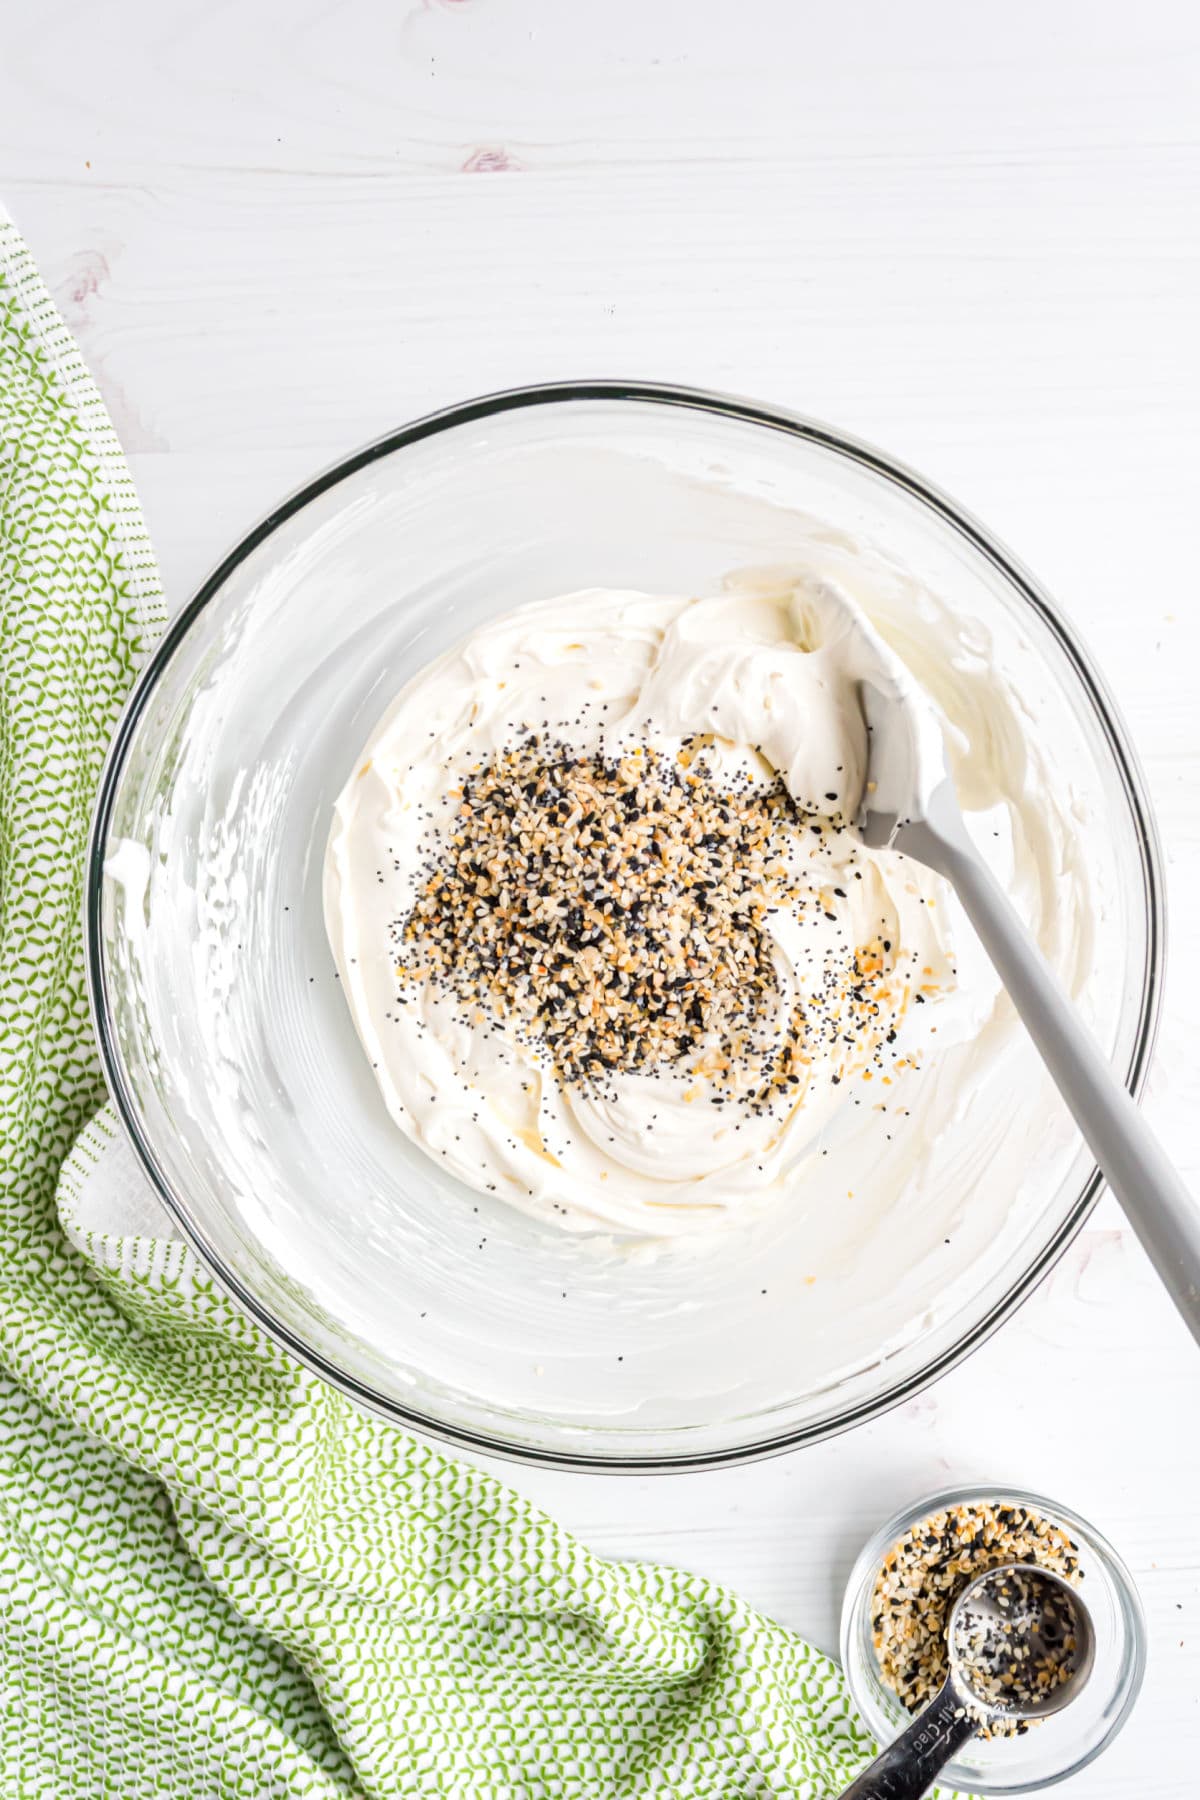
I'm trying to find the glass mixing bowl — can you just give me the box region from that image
[840,1484,1146,1792]
[86,383,1164,1469]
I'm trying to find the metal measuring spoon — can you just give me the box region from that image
[839,1562,1095,1800]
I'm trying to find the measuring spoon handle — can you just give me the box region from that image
[837,1679,976,1800]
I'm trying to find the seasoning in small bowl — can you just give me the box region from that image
[871,1498,1082,1735]
[840,1485,1146,1795]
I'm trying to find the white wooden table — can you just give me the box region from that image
[6,1,1199,1790]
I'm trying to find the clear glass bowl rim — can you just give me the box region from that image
[838,1481,1148,1793]
[85,379,1167,1472]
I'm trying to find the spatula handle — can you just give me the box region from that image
[921,797,1200,1348]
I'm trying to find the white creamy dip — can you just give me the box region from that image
[324,574,1005,1235]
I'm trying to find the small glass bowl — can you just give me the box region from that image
[840,1483,1146,1794]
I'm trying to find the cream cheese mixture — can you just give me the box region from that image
[325,574,1019,1235]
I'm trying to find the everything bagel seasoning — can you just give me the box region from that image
[871,1499,1082,1737]
[393,730,914,1108]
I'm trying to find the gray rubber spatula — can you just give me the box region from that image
[803,578,1200,1347]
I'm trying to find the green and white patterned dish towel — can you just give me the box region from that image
[0,210,882,1798]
